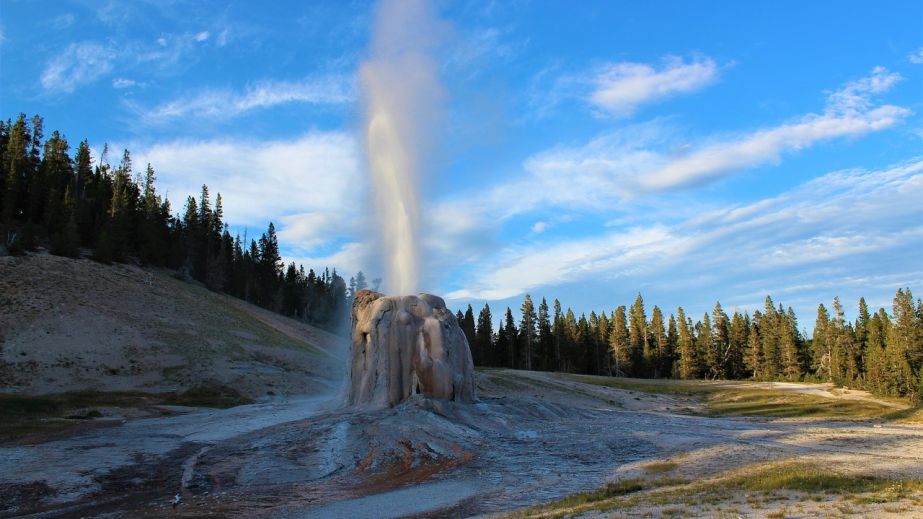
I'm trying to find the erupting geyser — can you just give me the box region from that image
[360,0,443,295]
[349,1,471,408]
[345,289,476,407]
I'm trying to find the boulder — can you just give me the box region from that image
[345,289,476,407]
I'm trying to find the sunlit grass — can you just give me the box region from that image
[502,461,923,518]
[561,373,906,420]
[705,390,894,419]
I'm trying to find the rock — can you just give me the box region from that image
[345,289,476,408]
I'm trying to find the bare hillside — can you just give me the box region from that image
[0,252,346,399]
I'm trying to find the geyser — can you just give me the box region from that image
[360,0,443,295]
[345,289,476,408]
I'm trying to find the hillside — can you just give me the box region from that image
[0,251,346,399]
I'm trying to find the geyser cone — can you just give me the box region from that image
[345,289,476,408]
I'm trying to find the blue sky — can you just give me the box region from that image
[1,0,921,330]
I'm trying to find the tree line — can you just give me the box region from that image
[0,114,360,332]
[457,290,923,402]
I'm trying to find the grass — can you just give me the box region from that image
[886,405,923,423]
[503,461,923,518]
[0,386,253,443]
[642,461,678,474]
[705,390,895,419]
[723,462,897,494]
[507,478,647,518]
[564,374,720,396]
[561,373,905,420]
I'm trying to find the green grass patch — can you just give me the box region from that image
[162,384,253,408]
[724,462,888,494]
[505,461,923,519]
[561,374,905,420]
[508,479,646,518]
[705,390,896,419]
[642,460,678,474]
[563,374,721,396]
[886,405,923,423]
[0,386,253,443]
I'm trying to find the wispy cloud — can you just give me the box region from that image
[447,159,923,301]
[641,67,906,190]
[112,78,138,89]
[489,66,910,216]
[589,56,719,117]
[909,47,923,64]
[526,55,719,120]
[40,42,117,93]
[138,75,355,122]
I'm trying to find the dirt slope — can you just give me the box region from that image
[0,251,346,398]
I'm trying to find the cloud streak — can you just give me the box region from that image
[465,66,911,221]
[589,56,719,116]
[447,159,923,302]
[41,42,116,93]
[140,75,354,122]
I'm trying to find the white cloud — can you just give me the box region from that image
[194,31,210,42]
[112,78,137,89]
[286,242,372,279]
[41,42,116,93]
[448,159,923,301]
[641,67,907,190]
[488,66,910,215]
[216,28,229,47]
[589,56,719,116]
[132,132,362,229]
[909,48,923,64]
[140,75,354,122]
[531,221,547,234]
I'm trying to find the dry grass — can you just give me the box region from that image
[705,390,895,419]
[562,374,906,420]
[642,461,678,474]
[0,387,253,444]
[502,460,923,518]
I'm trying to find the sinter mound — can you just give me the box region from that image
[345,289,476,407]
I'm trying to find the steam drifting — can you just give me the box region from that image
[360,0,444,295]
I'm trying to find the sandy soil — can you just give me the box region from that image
[2,369,919,518]
[0,252,345,398]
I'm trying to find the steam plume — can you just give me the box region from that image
[360,0,443,295]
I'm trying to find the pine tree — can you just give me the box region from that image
[629,293,649,376]
[863,308,890,394]
[727,312,748,379]
[812,304,831,381]
[537,298,552,371]
[761,296,781,380]
[504,307,518,369]
[675,306,697,379]
[475,303,493,366]
[779,307,803,381]
[745,311,763,379]
[552,299,564,369]
[3,114,30,224]
[886,288,920,398]
[609,305,630,376]
[462,304,476,353]
[650,306,667,377]
[696,313,714,379]
[709,302,729,379]
[520,294,537,370]
[665,314,678,377]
